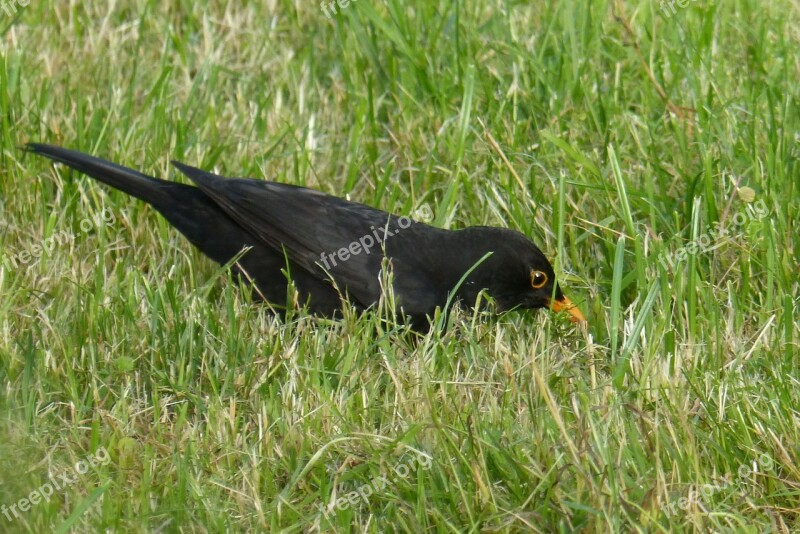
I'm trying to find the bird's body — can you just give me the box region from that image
[26,143,584,329]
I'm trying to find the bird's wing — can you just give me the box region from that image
[172,162,447,315]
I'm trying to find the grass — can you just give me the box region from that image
[0,0,798,531]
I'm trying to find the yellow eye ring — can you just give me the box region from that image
[530,270,548,289]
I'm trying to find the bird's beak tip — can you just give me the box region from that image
[549,296,586,323]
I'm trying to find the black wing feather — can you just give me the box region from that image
[172,162,448,316]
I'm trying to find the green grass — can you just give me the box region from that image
[1,0,798,531]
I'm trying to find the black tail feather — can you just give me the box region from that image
[25,143,172,207]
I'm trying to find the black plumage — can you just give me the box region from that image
[25,143,585,329]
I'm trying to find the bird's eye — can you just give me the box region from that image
[530,270,548,289]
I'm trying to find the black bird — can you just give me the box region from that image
[25,143,585,329]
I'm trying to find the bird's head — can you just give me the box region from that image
[455,227,586,323]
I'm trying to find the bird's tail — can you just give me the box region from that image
[25,143,172,206]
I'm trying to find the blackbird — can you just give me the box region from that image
[26,143,585,329]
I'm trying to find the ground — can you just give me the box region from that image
[0,0,798,532]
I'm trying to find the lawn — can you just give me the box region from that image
[0,0,798,532]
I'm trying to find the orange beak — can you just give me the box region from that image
[549,296,586,323]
